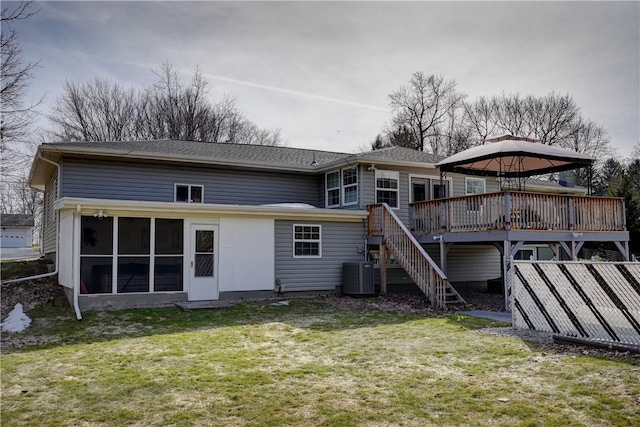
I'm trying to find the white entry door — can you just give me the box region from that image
[188,224,219,301]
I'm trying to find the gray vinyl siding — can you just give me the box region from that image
[275,220,366,291]
[61,159,321,206]
[42,171,58,255]
[421,244,500,282]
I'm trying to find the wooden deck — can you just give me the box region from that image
[409,191,626,238]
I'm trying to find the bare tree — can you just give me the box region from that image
[47,63,283,146]
[526,93,579,144]
[49,78,138,141]
[1,1,41,174]
[462,96,499,145]
[492,93,528,137]
[387,72,465,154]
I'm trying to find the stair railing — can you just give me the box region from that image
[368,203,464,309]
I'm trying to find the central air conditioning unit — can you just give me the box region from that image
[342,261,375,296]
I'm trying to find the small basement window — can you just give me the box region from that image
[293,224,321,258]
[175,184,203,203]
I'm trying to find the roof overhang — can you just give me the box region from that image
[54,197,369,222]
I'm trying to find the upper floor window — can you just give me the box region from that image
[465,177,486,196]
[375,170,399,209]
[342,167,358,206]
[293,224,322,258]
[175,184,203,203]
[325,167,358,208]
[326,172,341,207]
[465,177,486,211]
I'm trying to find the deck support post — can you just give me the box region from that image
[614,241,630,261]
[502,240,511,311]
[439,241,450,275]
[380,241,387,296]
[559,241,573,260]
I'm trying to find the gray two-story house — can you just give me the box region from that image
[29,139,629,315]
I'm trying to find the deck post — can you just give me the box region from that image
[439,241,449,275]
[503,240,511,311]
[568,197,575,230]
[439,200,446,232]
[504,192,512,231]
[380,242,387,295]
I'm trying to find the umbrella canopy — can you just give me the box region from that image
[436,135,594,178]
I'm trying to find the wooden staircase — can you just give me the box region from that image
[368,204,465,309]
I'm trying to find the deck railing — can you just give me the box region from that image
[410,192,626,234]
[368,203,464,308]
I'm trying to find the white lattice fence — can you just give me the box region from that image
[511,261,640,347]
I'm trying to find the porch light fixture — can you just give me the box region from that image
[93,210,108,219]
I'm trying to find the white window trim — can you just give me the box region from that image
[174,183,204,203]
[408,174,452,202]
[292,224,322,258]
[375,170,400,209]
[325,171,341,208]
[465,177,486,195]
[341,166,359,207]
[325,167,359,208]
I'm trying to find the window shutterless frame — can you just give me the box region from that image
[341,166,358,206]
[292,224,322,258]
[325,171,341,208]
[325,167,359,208]
[375,170,400,209]
[174,184,204,203]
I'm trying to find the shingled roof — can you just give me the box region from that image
[35,139,444,172]
[1,214,34,227]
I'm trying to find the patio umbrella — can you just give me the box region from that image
[435,135,594,178]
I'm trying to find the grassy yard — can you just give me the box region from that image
[1,297,639,426]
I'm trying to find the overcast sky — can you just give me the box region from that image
[11,1,640,158]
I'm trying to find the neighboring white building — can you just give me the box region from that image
[1,214,34,248]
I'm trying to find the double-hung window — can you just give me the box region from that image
[175,184,203,203]
[326,172,341,207]
[293,224,321,258]
[325,167,358,208]
[465,177,486,211]
[342,167,358,206]
[375,170,399,208]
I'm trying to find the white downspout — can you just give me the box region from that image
[2,156,82,320]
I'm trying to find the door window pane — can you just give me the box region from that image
[195,254,214,277]
[195,230,214,252]
[433,183,448,199]
[118,217,150,255]
[117,257,150,293]
[81,216,113,255]
[412,182,427,202]
[155,219,183,254]
[154,257,183,291]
